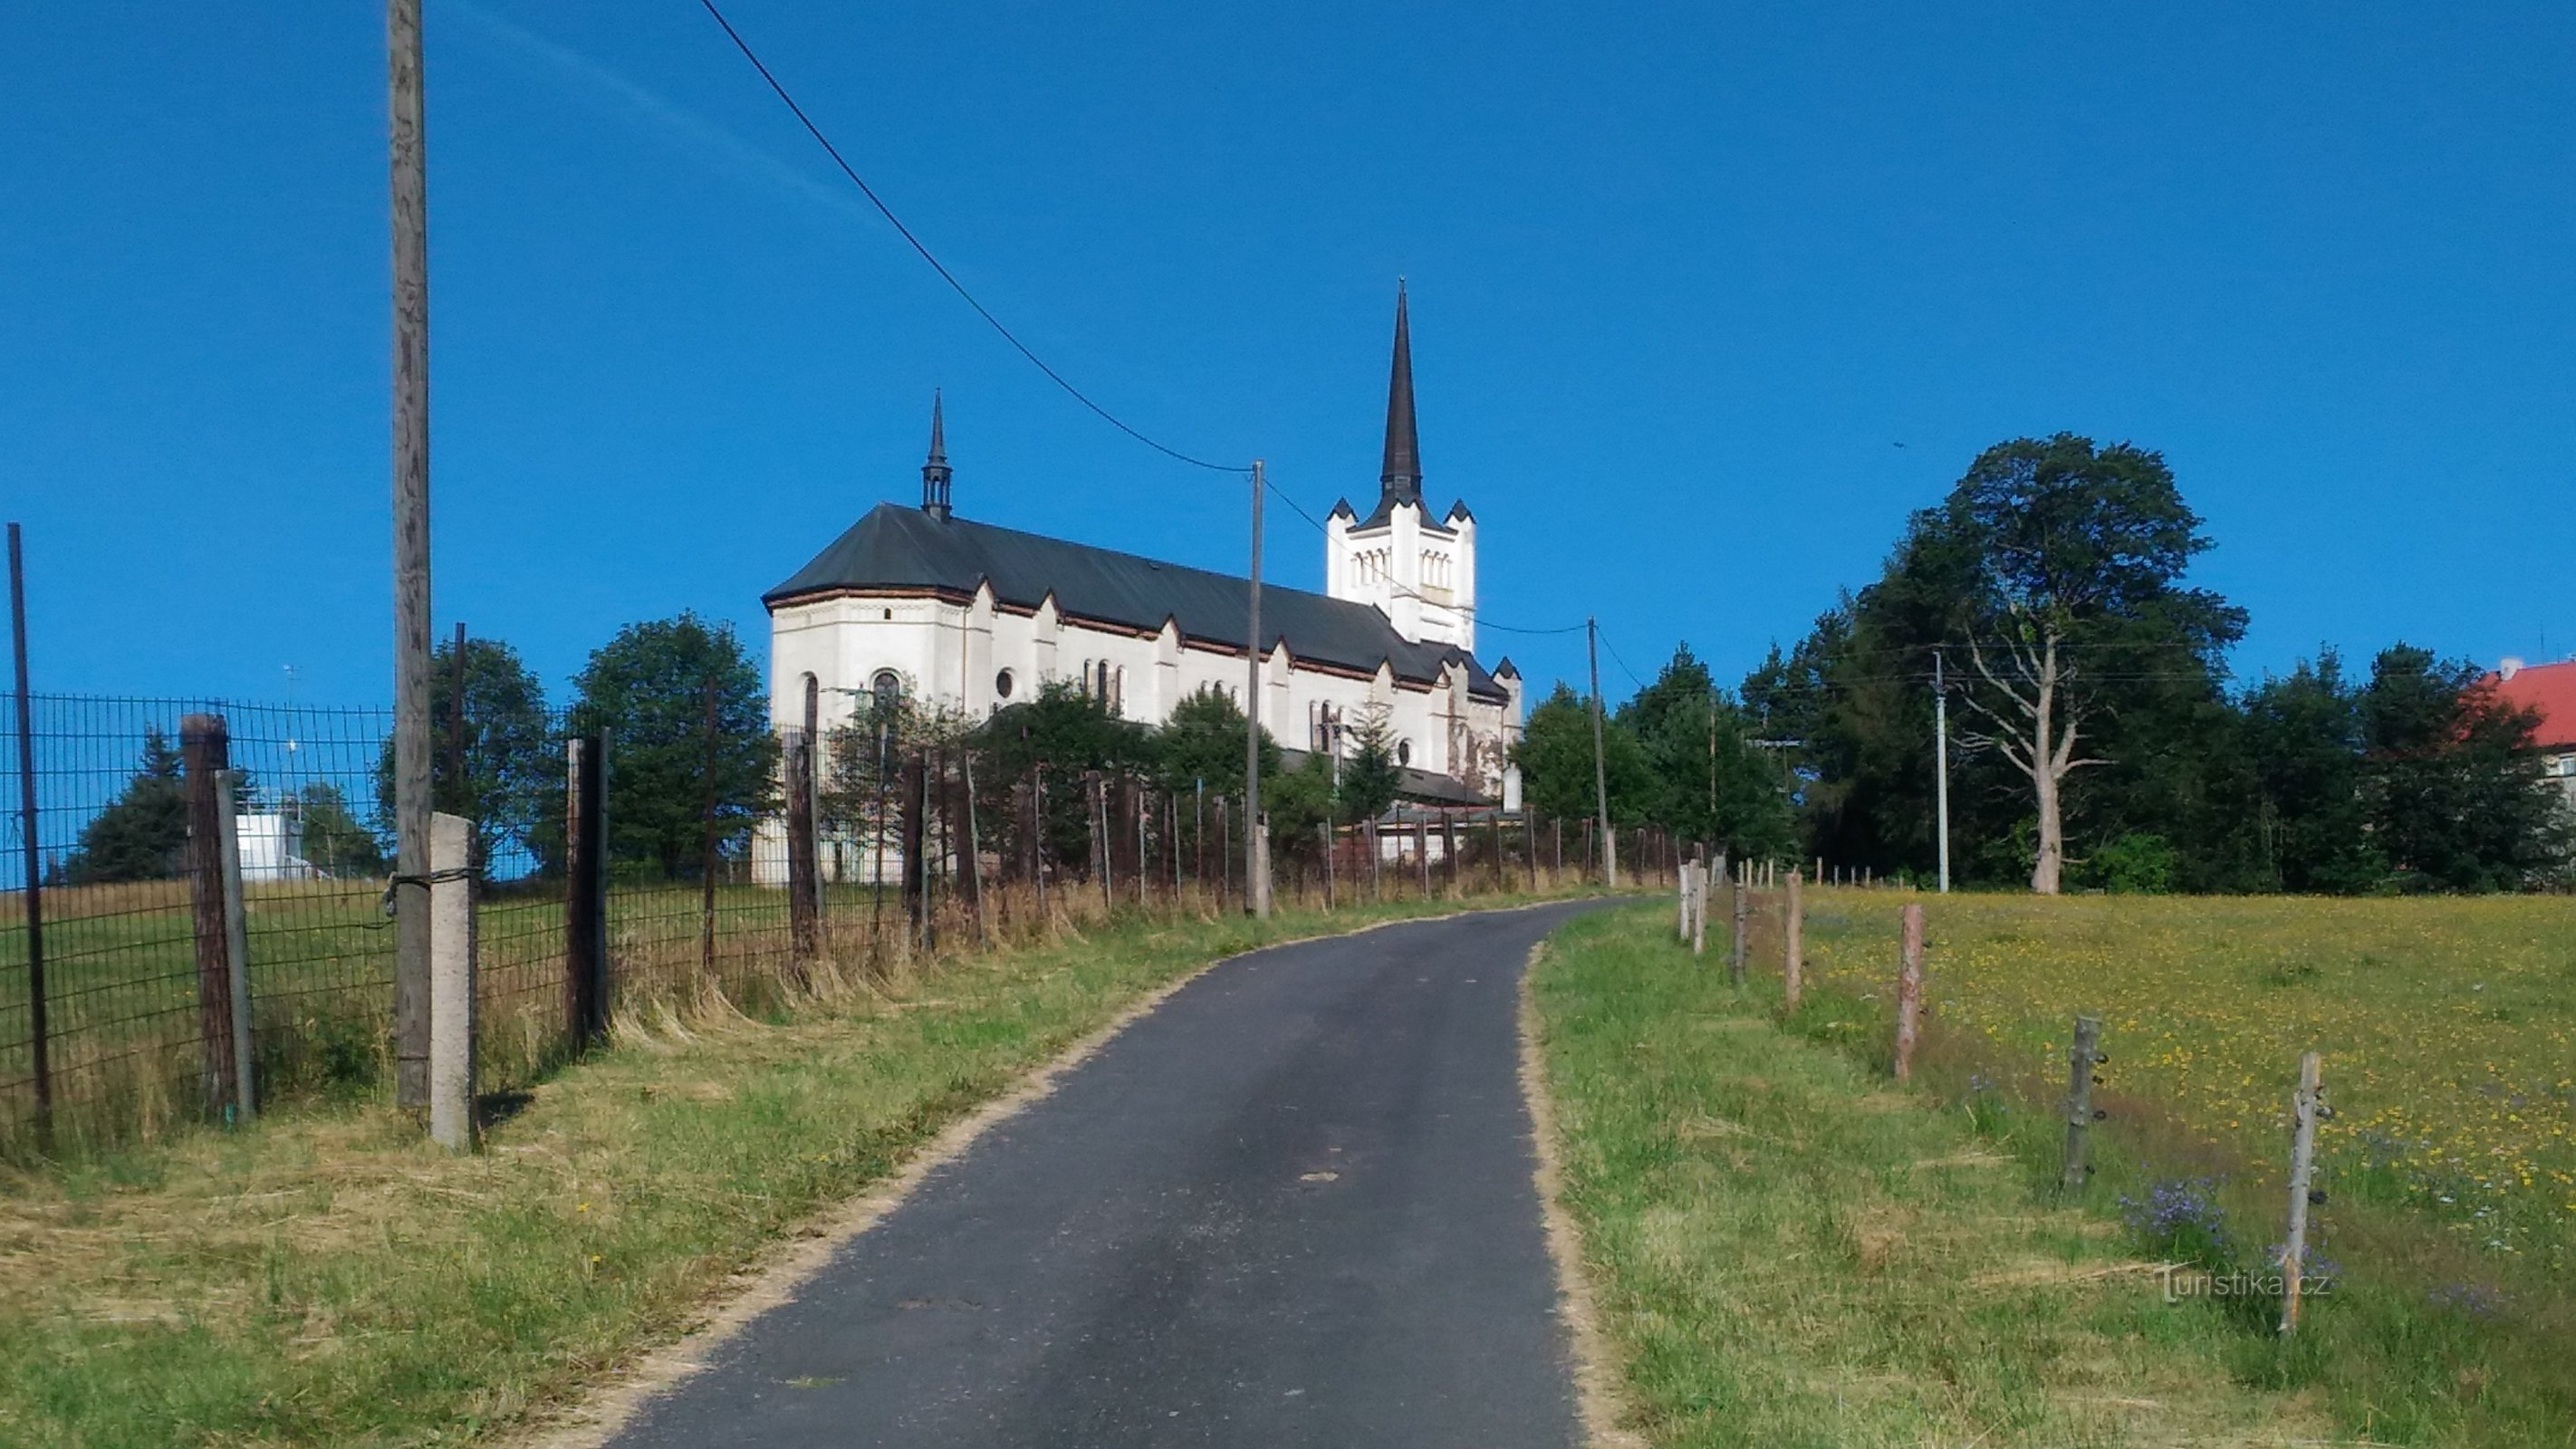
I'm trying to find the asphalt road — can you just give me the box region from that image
[610,899,1610,1449]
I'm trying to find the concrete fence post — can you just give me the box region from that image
[428,811,477,1152]
[1729,861,1749,987]
[215,768,255,1124]
[1783,869,1804,1012]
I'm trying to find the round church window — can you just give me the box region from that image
[995,668,1015,699]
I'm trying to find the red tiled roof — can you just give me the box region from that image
[2483,659,2576,752]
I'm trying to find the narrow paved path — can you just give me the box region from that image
[610,899,1610,1448]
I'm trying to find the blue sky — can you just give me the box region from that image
[4,1,2571,710]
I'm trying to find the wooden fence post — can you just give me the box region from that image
[783,725,821,972]
[901,751,929,946]
[180,714,243,1122]
[2280,1051,2323,1335]
[698,682,719,982]
[1368,819,1382,900]
[2062,1014,2104,1190]
[1783,869,1804,1012]
[563,734,608,1049]
[1524,809,1538,894]
[1214,793,1230,909]
[1444,812,1460,894]
[962,749,989,942]
[1553,818,1563,879]
[1416,819,1431,896]
[1894,902,1925,1081]
[428,811,477,1151]
[1322,820,1336,910]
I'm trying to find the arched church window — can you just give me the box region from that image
[995,668,1015,700]
[871,670,903,715]
[1397,738,1412,766]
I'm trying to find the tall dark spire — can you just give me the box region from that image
[920,389,952,521]
[1377,281,1421,509]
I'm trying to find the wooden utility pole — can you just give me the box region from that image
[1245,461,1270,917]
[388,0,435,1111]
[1588,617,1614,887]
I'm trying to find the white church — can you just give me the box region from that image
[762,286,1524,809]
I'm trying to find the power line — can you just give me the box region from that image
[696,0,1249,475]
[1595,628,1648,691]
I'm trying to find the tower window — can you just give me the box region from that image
[871,670,903,714]
[1397,739,1412,766]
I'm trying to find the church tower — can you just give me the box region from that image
[919,390,953,522]
[1327,283,1476,652]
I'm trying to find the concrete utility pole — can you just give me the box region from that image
[1934,648,1952,895]
[1589,616,1615,888]
[389,0,435,1110]
[1245,460,1269,917]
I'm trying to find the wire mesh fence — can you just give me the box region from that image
[5,689,1662,1158]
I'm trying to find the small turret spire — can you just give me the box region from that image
[1378,281,1421,507]
[920,389,952,521]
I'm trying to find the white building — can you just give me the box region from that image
[761,286,1523,814]
[233,813,319,883]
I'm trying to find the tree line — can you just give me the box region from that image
[1512,434,2573,895]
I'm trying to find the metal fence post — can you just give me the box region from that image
[181,714,242,1121]
[9,523,53,1144]
[564,734,609,1050]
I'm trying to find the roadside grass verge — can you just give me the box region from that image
[0,887,1597,1447]
[1532,903,2329,1447]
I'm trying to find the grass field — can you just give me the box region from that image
[1538,889,2576,1446]
[0,877,1607,1446]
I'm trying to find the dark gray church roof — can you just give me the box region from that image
[764,503,1508,700]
